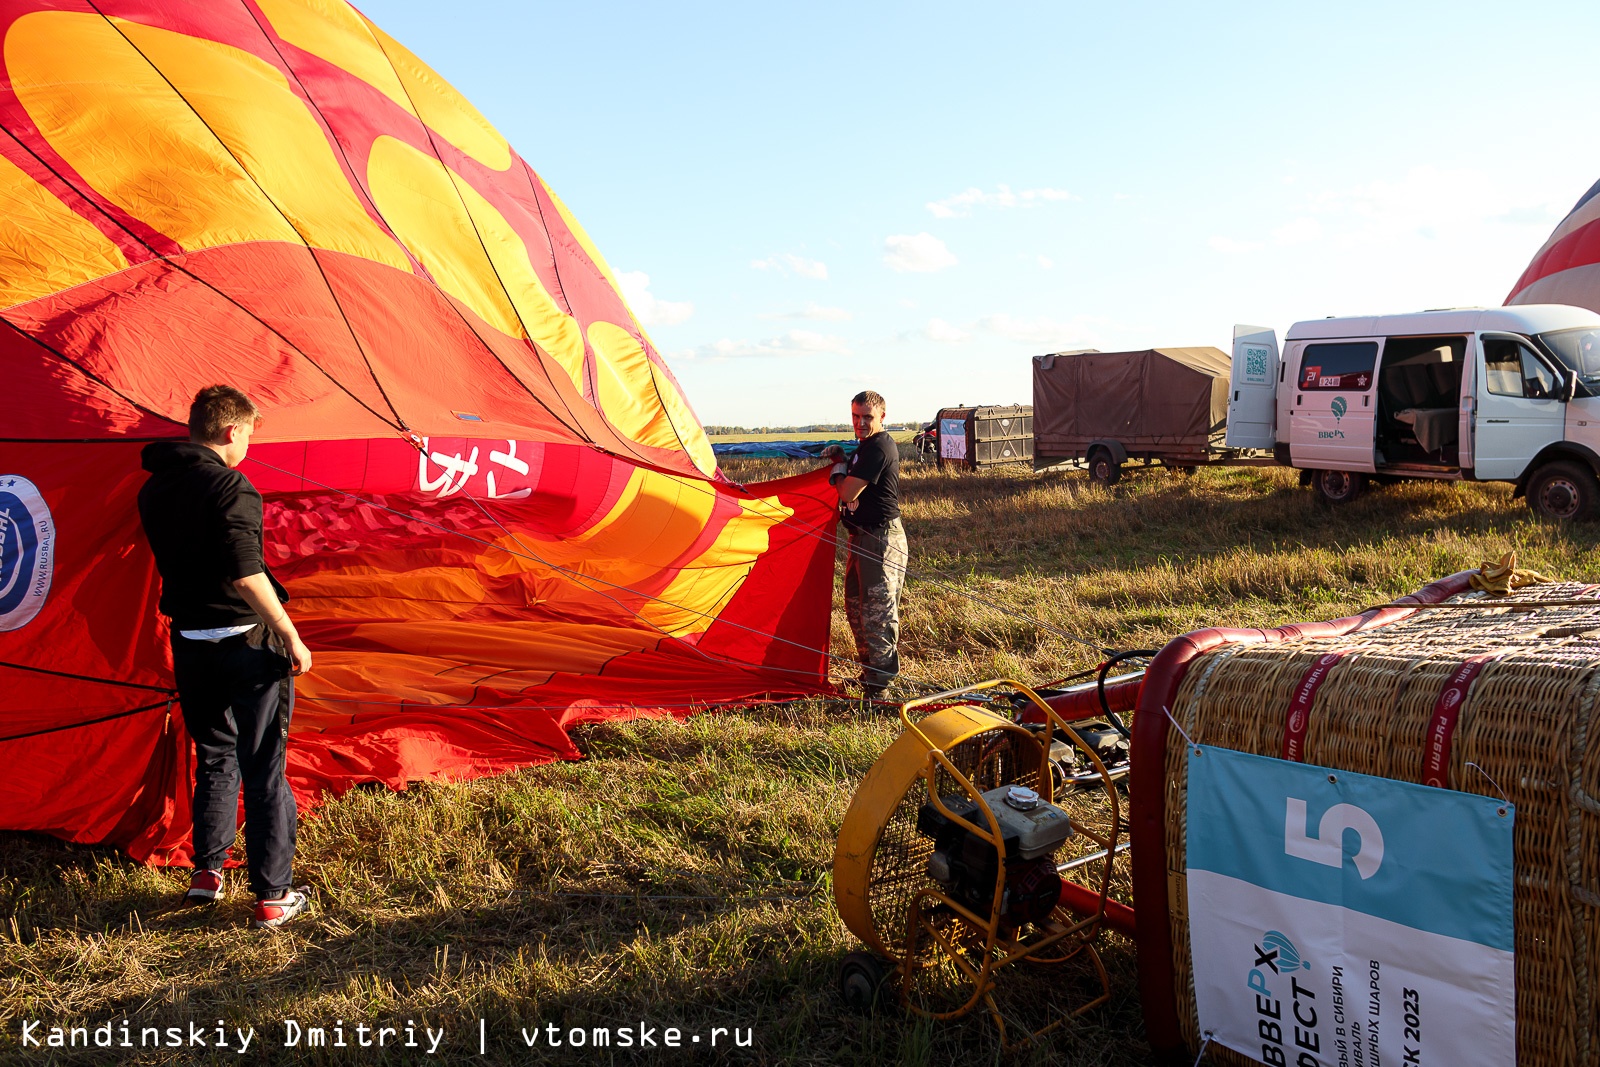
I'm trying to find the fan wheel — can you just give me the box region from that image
[838,951,894,1012]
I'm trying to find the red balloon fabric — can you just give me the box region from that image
[0,0,839,864]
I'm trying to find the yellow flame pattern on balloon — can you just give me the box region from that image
[0,152,128,310]
[9,12,411,271]
[366,135,587,391]
[3,0,718,471]
[258,0,512,172]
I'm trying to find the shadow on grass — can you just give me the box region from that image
[0,824,1148,1065]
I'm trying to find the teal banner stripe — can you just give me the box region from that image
[1186,747,1514,952]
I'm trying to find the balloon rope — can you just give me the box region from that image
[0,660,174,694]
[0,699,170,744]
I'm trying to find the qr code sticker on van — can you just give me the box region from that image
[1245,346,1268,381]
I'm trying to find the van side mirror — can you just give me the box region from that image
[1564,371,1578,402]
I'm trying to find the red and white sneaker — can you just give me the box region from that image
[184,869,225,905]
[251,887,312,930]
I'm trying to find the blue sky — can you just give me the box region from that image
[361,0,1600,427]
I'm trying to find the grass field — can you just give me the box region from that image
[5,457,1598,1064]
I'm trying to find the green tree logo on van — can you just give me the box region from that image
[1331,396,1348,422]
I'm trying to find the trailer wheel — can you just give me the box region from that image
[1527,461,1598,522]
[1088,448,1122,487]
[1313,469,1365,504]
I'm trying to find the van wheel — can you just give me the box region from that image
[1313,469,1365,504]
[1527,461,1598,521]
[1088,448,1122,487]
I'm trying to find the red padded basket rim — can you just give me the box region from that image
[1130,569,1479,1058]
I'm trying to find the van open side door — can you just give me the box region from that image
[1226,325,1279,449]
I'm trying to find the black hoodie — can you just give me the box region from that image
[137,441,288,630]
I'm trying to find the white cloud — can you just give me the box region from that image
[1271,216,1323,245]
[1301,167,1559,249]
[1208,235,1266,255]
[616,271,693,327]
[1194,164,1594,316]
[1036,254,1055,269]
[980,313,1094,347]
[1213,167,1572,264]
[926,183,1078,218]
[681,330,851,361]
[760,302,853,322]
[750,253,829,280]
[884,232,957,273]
[924,318,971,343]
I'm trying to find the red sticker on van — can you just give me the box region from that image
[1303,370,1373,390]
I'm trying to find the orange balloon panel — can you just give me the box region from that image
[0,0,716,473]
[0,0,837,866]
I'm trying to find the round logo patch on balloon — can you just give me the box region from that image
[0,476,55,631]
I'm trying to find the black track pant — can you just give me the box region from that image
[170,626,297,899]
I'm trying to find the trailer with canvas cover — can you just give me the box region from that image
[1226,304,1600,518]
[1031,347,1271,485]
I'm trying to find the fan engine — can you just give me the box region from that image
[918,784,1073,927]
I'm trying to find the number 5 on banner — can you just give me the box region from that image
[1284,798,1385,880]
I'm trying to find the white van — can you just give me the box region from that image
[1225,305,1600,519]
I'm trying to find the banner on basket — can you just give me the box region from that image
[1186,746,1514,1067]
[939,419,966,460]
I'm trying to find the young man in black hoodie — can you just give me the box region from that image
[138,385,313,929]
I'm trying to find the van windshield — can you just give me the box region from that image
[1537,328,1600,382]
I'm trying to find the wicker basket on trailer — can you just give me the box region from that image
[1131,570,1600,1066]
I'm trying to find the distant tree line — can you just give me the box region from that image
[703,424,846,434]
[705,423,920,435]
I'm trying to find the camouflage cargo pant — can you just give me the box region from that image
[844,517,907,688]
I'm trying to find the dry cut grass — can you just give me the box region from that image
[4,457,1598,1064]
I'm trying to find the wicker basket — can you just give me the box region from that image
[1131,571,1600,1066]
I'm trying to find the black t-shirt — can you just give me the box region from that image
[841,431,899,528]
[137,441,288,630]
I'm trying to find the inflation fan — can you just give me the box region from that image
[831,679,1125,1046]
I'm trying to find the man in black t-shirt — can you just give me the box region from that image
[822,390,907,698]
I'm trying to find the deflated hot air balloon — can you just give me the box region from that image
[1507,179,1600,313]
[0,0,839,863]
